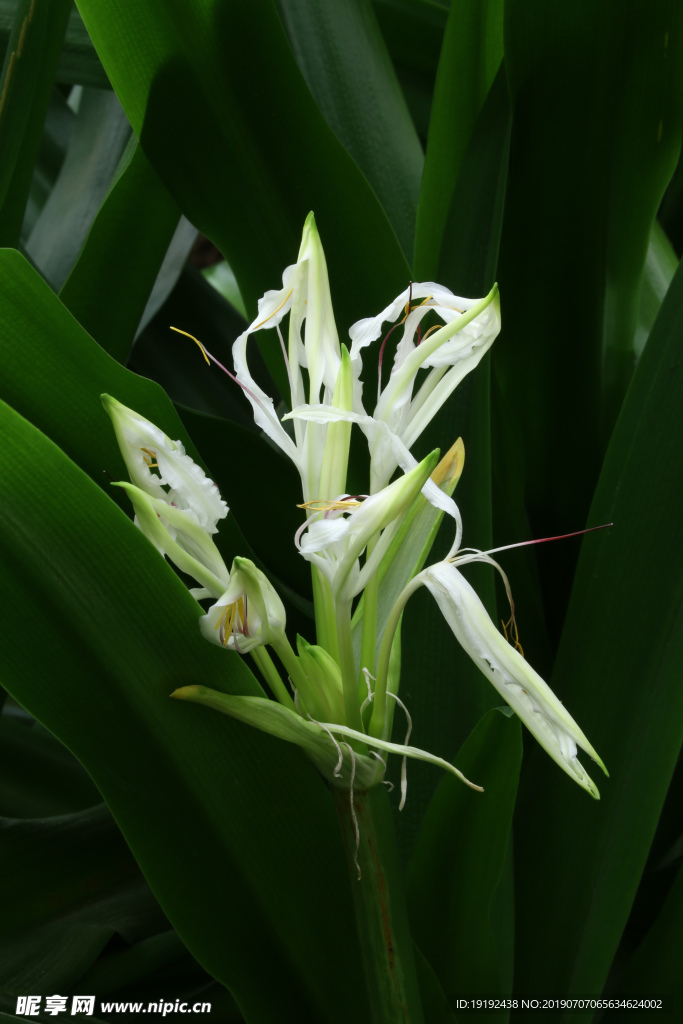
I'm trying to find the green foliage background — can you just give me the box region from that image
[1,1,682,1021]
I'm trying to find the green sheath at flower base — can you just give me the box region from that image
[294,635,346,723]
[170,686,483,794]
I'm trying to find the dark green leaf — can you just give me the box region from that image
[414,0,503,278]
[0,400,372,1022]
[513,257,683,1012]
[279,0,423,258]
[25,88,131,289]
[495,1,683,637]
[75,0,410,328]
[0,716,100,818]
[60,138,181,362]
[610,860,683,1004]
[406,709,522,1009]
[0,0,72,246]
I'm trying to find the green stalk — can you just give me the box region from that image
[333,785,425,1024]
[359,533,379,683]
[250,646,295,711]
[312,566,340,664]
[336,599,364,733]
[369,576,423,741]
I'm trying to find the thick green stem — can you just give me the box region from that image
[333,786,425,1024]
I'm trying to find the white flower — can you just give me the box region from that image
[230,212,347,502]
[348,282,500,491]
[200,558,286,653]
[101,395,228,533]
[296,451,439,604]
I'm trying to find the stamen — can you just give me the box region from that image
[419,323,444,345]
[171,327,275,420]
[253,288,293,330]
[170,326,210,365]
[213,599,243,648]
[297,497,364,512]
[140,446,159,468]
[483,522,613,559]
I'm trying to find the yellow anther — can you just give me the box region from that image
[297,498,363,512]
[170,326,210,366]
[403,293,435,320]
[140,446,159,468]
[213,597,245,647]
[421,323,444,343]
[253,289,293,330]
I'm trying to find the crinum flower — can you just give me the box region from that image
[104,213,607,809]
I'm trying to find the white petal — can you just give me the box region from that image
[420,561,605,797]
[232,327,301,467]
[299,518,349,554]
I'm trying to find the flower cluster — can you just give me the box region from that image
[104,213,606,802]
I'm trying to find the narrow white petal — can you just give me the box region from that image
[420,561,605,797]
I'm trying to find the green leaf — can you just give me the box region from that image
[0,400,372,1023]
[278,0,424,258]
[0,248,247,564]
[59,137,181,363]
[406,710,522,1008]
[0,804,162,944]
[634,219,679,360]
[0,716,100,818]
[75,0,410,327]
[0,3,109,90]
[372,0,448,141]
[21,88,74,245]
[610,859,683,1003]
[512,257,683,1011]
[0,0,72,246]
[414,0,504,278]
[387,65,511,860]
[495,0,683,600]
[25,88,131,289]
[202,260,247,320]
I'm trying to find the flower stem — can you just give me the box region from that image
[336,599,364,733]
[369,576,423,740]
[333,786,425,1024]
[250,646,296,711]
[312,566,340,664]
[360,534,379,682]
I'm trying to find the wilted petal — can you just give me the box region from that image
[419,560,606,798]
